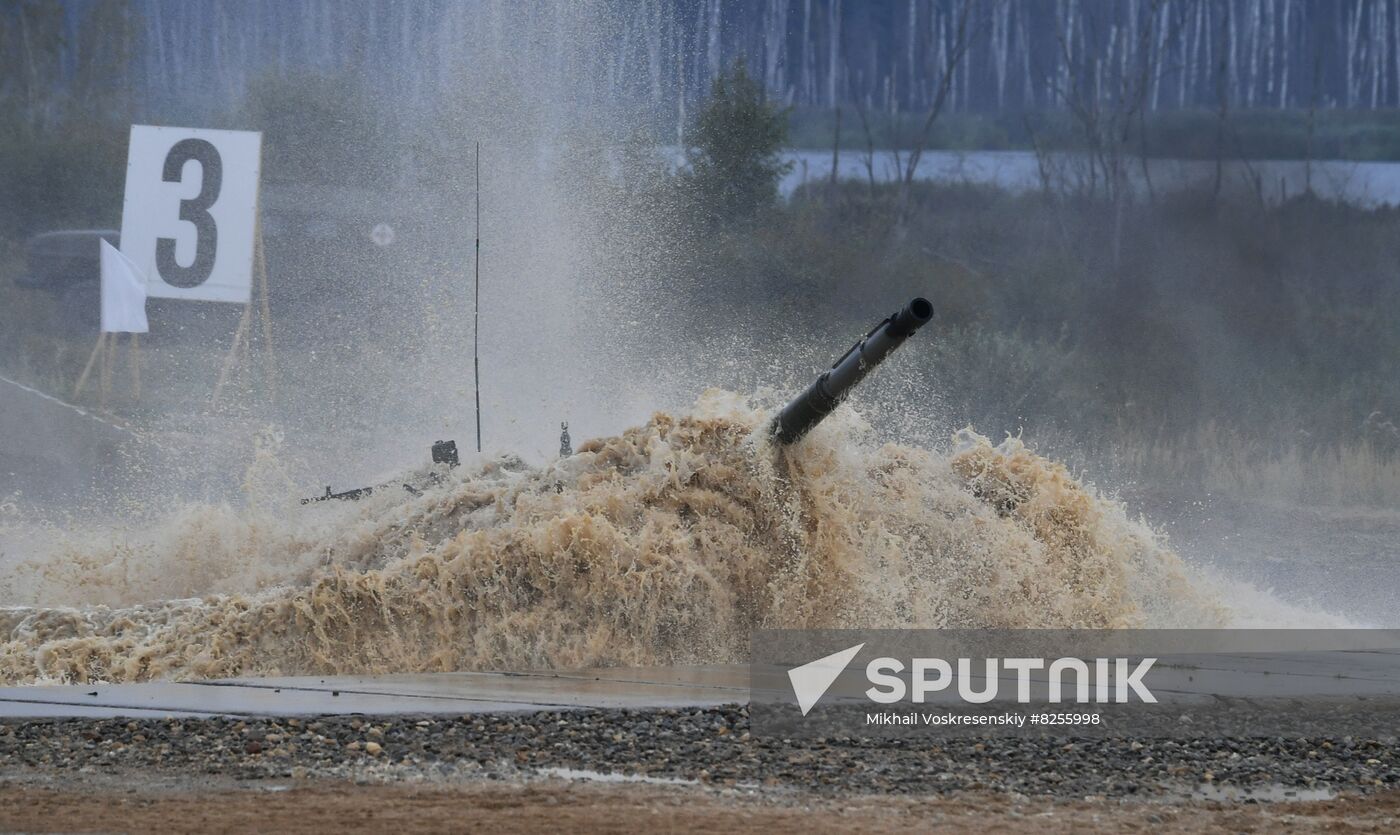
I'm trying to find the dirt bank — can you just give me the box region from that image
[3,778,1400,834]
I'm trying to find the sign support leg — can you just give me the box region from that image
[74,332,109,398]
[212,303,252,407]
[99,332,116,408]
[129,333,141,401]
[254,220,276,398]
[210,213,275,408]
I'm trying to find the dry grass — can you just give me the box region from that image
[1086,425,1400,508]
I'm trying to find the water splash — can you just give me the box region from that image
[0,391,1247,685]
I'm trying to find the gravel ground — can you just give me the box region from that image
[2,705,1397,799]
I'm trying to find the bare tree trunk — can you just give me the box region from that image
[1346,0,1362,107]
[1213,1,1232,202]
[830,106,842,189]
[901,0,981,192]
[907,0,918,107]
[855,93,878,195]
[827,0,842,108]
[677,43,687,145]
[801,0,814,105]
[1282,0,1292,105]
[707,0,722,86]
[17,8,39,124]
[763,0,787,94]
[1306,44,1322,196]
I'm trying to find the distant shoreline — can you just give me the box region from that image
[780,107,1400,163]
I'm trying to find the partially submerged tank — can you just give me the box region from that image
[771,297,933,444]
[304,298,933,502]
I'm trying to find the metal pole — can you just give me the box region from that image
[474,141,482,454]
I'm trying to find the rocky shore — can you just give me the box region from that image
[3,705,1397,800]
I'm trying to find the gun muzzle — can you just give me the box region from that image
[772,297,933,445]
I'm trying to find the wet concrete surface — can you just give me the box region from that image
[6,647,1400,719]
[0,372,130,503]
[0,666,754,719]
[1140,491,1400,626]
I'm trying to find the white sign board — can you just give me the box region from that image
[119,125,262,303]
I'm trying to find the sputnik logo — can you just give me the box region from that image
[785,643,1159,715]
[787,643,864,716]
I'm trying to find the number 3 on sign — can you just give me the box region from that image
[119,125,262,303]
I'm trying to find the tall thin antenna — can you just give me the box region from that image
[473,141,482,454]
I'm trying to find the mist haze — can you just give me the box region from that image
[2,1,1400,683]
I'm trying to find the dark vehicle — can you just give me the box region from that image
[13,186,462,340]
[16,229,119,330]
[15,227,241,337]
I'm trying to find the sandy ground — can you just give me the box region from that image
[1,778,1399,834]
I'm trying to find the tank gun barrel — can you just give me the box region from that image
[771,297,933,445]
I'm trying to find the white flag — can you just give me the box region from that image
[100,239,149,333]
